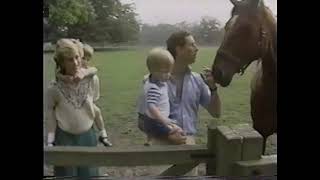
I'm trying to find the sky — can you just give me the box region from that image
[120,0,277,25]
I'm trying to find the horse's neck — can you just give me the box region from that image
[251,8,277,104]
[261,54,276,84]
[261,12,277,88]
[260,42,277,99]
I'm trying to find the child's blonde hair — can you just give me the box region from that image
[68,38,84,59]
[83,44,94,61]
[146,47,174,73]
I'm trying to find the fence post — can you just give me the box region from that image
[231,124,276,176]
[233,155,277,176]
[206,123,217,175]
[215,126,243,176]
[233,124,263,161]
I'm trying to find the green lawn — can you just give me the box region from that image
[44,47,255,145]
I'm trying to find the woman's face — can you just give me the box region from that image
[61,49,81,76]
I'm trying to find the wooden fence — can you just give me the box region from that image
[44,123,277,177]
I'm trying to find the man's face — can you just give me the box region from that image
[176,35,199,65]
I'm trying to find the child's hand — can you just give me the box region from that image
[67,76,75,83]
[74,70,85,83]
[99,136,113,147]
[168,126,178,134]
[170,124,185,135]
[168,132,187,145]
[58,74,74,83]
[168,123,182,135]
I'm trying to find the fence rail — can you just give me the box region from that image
[44,123,277,176]
[44,145,210,166]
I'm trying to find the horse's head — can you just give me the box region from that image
[212,0,273,87]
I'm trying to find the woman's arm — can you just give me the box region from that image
[45,86,58,146]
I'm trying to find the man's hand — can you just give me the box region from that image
[201,67,217,90]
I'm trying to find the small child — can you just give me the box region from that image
[137,48,186,145]
[82,43,94,68]
[54,39,112,147]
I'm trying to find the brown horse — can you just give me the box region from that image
[212,0,277,154]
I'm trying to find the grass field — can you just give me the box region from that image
[44,47,255,146]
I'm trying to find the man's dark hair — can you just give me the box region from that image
[166,31,191,58]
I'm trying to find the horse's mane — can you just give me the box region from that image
[253,5,278,68]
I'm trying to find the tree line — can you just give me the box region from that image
[139,17,224,46]
[44,0,224,46]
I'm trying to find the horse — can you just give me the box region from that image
[211,0,277,154]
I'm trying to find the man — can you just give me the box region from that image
[151,31,221,175]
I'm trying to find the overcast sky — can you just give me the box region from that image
[120,0,277,25]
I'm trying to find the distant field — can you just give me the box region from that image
[44,47,255,145]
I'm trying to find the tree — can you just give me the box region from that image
[138,18,225,46]
[198,16,222,45]
[47,0,95,38]
[107,3,140,43]
[45,0,140,43]
[139,24,179,45]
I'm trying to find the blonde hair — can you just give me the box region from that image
[70,39,84,58]
[54,38,81,75]
[146,47,174,73]
[83,44,94,61]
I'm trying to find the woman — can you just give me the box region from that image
[45,39,105,178]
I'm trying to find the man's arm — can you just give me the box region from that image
[206,89,221,118]
[200,68,222,118]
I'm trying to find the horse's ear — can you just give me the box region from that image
[230,0,241,6]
